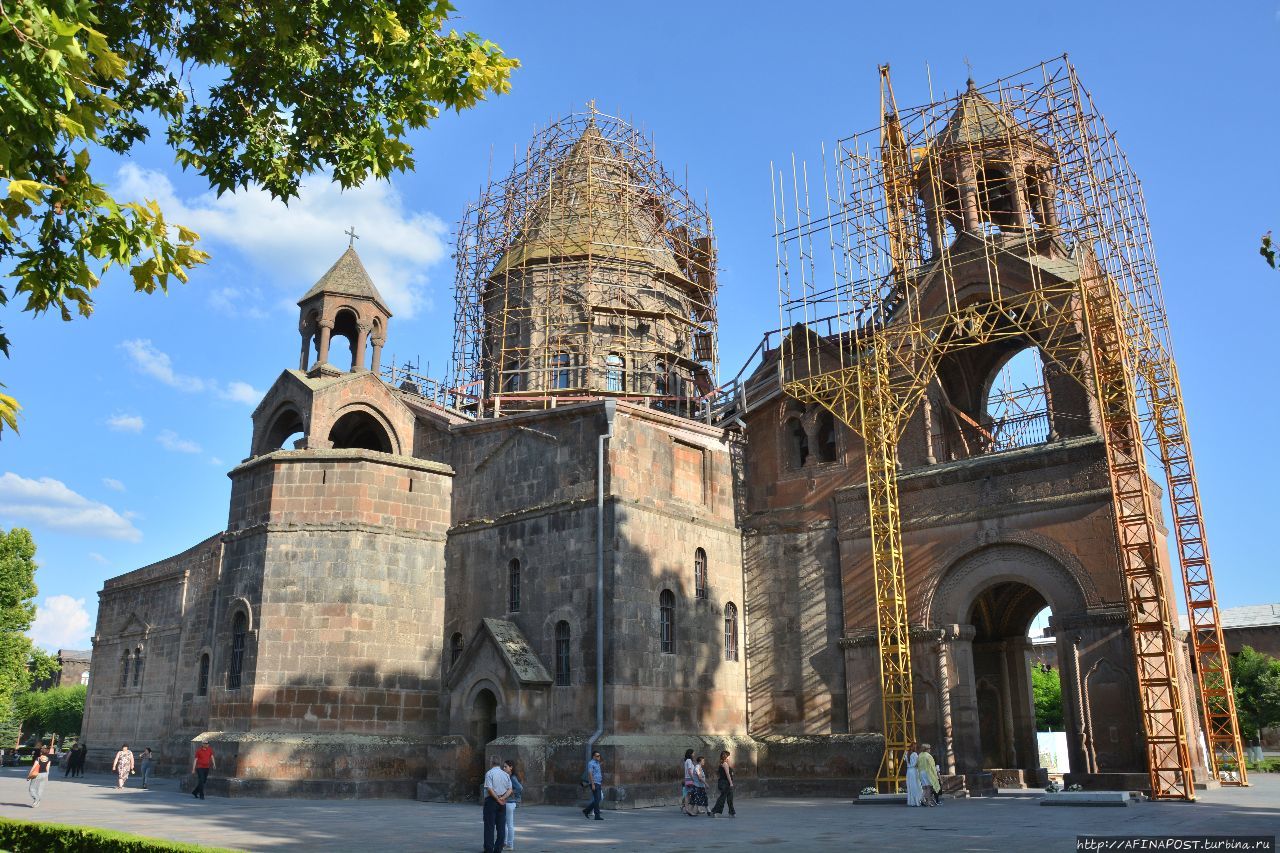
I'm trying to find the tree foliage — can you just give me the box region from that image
[17,683,85,738]
[1031,663,1064,731]
[1264,232,1277,270]
[1231,645,1280,743]
[0,0,518,434]
[0,528,37,721]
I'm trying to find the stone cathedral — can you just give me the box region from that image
[83,90,1209,801]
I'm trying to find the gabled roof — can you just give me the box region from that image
[489,123,686,280]
[298,247,391,315]
[446,618,553,690]
[1180,603,1280,631]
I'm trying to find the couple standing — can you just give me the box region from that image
[680,749,736,817]
[904,742,941,807]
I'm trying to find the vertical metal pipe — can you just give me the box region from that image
[586,400,616,765]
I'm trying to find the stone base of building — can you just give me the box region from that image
[988,767,1049,789]
[417,732,885,808]
[180,731,470,800]
[1062,771,1152,793]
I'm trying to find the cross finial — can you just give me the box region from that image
[344,226,359,248]
[586,98,597,115]
[964,56,975,87]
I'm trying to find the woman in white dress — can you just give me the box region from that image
[904,744,923,807]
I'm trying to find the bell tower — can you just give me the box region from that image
[297,243,392,377]
[916,80,1059,253]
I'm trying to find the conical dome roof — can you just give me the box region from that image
[299,246,392,316]
[922,82,1051,161]
[489,123,685,280]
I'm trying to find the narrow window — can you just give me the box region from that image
[606,353,625,392]
[228,612,247,690]
[503,359,522,393]
[555,621,571,686]
[724,603,739,662]
[694,548,708,600]
[120,653,130,689]
[551,353,572,390]
[508,559,521,613]
[197,653,210,697]
[132,649,143,687]
[654,360,667,396]
[789,417,809,468]
[450,632,464,666]
[659,589,675,654]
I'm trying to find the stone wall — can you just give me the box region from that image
[82,534,222,775]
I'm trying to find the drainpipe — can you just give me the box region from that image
[587,400,617,765]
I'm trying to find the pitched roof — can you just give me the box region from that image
[298,247,391,315]
[1180,603,1280,631]
[919,82,1051,165]
[489,123,686,280]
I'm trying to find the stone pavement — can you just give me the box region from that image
[0,768,1276,852]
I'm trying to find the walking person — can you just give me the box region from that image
[503,759,523,850]
[72,742,87,777]
[680,748,696,815]
[482,755,511,853]
[112,743,135,790]
[26,744,51,807]
[689,755,710,816]
[61,744,73,777]
[904,743,923,807]
[710,750,736,817]
[139,748,154,788]
[917,743,941,807]
[582,750,604,821]
[191,741,215,799]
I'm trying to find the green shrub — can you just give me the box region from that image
[0,818,245,852]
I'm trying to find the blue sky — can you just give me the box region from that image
[2,1,1278,651]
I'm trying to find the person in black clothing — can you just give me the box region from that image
[709,750,736,817]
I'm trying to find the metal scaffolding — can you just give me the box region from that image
[773,56,1245,798]
[450,104,718,419]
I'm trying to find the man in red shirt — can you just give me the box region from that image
[191,743,215,800]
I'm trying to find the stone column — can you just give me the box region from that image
[936,629,956,774]
[370,336,385,374]
[299,331,311,372]
[1005,637,1038,771]
[948,625,981,773]
[997,641,1017,767]
[316,320,334,367]
[959,157,981,233]
[353,322,371,371]
[1010,156,1030,230]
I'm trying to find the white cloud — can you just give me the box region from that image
[116,163,447,318]
[106,413,145,433]
[208,286,272,320]
[88,552,109,565]
[29,595,93,652]
[157,430,202,454]
[0,472,142,542]
[101,478,126,492]
[119,339,260,406]
[209,456,225,467]
[120,338,207,392]
[220,381,264,405]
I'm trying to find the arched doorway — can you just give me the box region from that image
[471,688,498,747]
[967,581,1050,774]
[928,543,1090,785]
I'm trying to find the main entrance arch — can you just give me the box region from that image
[926,543,1090,786]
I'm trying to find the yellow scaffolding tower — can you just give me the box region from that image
[773,56,1246,798]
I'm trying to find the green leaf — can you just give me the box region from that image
[6,181,52,203]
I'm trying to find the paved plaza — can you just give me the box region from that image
[0,768,1276,852]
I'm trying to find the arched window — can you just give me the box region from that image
[80,670,90,686]
[724,602,739,662]
[502,359,522,393]
[815,410,837,463]
[654,360,667,397]
[554,621,571,686]
[984,346,1050,452]
[450,632,464,667]
[197,653,210,697]
[551,353,573,390]
[508,559,521,613]
[132,648,143,687]
[119,653,130,689]
[228,612,247,691]
[328,410,392,453]
[659,589,675,654]
[786,417,809,469]
[694,548,708,600]
[605,353,625,392]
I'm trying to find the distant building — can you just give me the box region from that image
[30,649,91,692]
